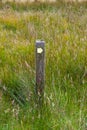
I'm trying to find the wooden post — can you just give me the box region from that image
[36,40,45,104]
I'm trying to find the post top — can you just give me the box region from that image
[36,40,45,44]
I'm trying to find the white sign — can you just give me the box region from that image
[37,48,43,54]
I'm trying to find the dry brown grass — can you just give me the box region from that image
[2,0,87,3]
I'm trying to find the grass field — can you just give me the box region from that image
[0,1,87,130]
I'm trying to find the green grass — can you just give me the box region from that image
[0,1,87,130]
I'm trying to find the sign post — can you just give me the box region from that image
[36,40,45,104]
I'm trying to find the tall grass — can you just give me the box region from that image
[0,1,87,130]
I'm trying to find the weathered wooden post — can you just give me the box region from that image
[36,40,45,104]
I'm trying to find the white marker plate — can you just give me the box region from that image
[37,48,43,54]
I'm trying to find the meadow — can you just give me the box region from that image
[0,1,87,130]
